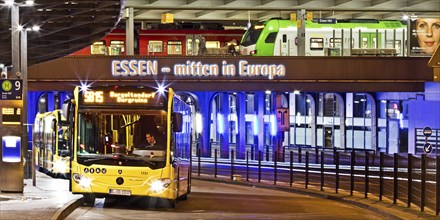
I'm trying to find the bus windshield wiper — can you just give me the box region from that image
[124,156,156,166]
[83,156,113,163]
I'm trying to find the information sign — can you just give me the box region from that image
[422,126,432,137]
[0,79,22,100]
[423,143,433,154]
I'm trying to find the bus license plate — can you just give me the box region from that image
[109,189,131,196]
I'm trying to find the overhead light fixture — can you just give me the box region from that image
[4,0,14,6]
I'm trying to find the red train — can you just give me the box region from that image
[72,23,245,56]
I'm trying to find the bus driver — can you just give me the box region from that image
[134,132,157,150]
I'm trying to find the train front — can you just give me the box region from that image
[239,23,265,55]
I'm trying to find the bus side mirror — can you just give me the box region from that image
[172,112,183,132]
[61,99,72,125]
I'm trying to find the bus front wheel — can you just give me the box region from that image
[83,194,95,206]
[168,199,176,208]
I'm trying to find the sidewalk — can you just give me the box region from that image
[0,172,82,220]
[1,171,438,219]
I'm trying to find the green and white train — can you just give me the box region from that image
[240,18,407,56]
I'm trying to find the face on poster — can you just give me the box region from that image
[410,18,440,56]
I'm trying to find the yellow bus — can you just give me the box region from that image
[33,109,71,178]
[65,85,192,207]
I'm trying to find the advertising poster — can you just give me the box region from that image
[409,17,440,56]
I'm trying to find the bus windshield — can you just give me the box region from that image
[77,110,168,168]
[241,28,263,46]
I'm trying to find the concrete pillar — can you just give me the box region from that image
[194,92,213,157]
[254,92,265,159]
[236,92,246,159]
[219,92,230,158]
[125,7,134,55]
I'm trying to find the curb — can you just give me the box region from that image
[192,176,403,220]
[50,197,84,220]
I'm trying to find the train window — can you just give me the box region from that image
[109,40,125,56]
[265,32,277,43]
[206,41,220,48]
[329,38,342,48]
[90,40,106,55]
[148,41,163,53]
[386,40,401,54]
[310,38,324,50]
[362,37,368,48]
[167,41,182,55]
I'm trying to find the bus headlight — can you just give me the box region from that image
[73,173,92,189]
[53,158,68,173]
[149,178,171,193]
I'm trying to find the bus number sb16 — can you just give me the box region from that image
[84,91,104,103]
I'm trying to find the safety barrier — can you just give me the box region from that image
[193,148,440,216]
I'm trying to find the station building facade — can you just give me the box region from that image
[26,56,439,158]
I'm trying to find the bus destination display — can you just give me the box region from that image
[79,87,165,108]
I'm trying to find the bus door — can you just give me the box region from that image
[186,35,200,56]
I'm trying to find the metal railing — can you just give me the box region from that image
[193,147,440,216]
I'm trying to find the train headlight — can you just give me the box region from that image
[250,50,257,55]
[149,178,171,193]
[73,173,92,189]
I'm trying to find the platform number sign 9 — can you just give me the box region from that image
[1,79,22,100]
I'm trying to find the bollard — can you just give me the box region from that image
[246,151,249,182]
[407,154,412,207]
[230,149,234,180]
[198,148,201,176]
[436,155,440,216]
[335,152,339,193]
[258,151,262,183]
[290,151,293,187]
[365,151,369,198]
[266,146,269,161]
[274,151,277,185]
[421,154,426,212]
[320,151,324,191]
[350,151,355,195]
[214,149,217,178]
[379,152,384,201]
[305,151,309,189]
[315,147,319,163]
[393,153,398,204]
